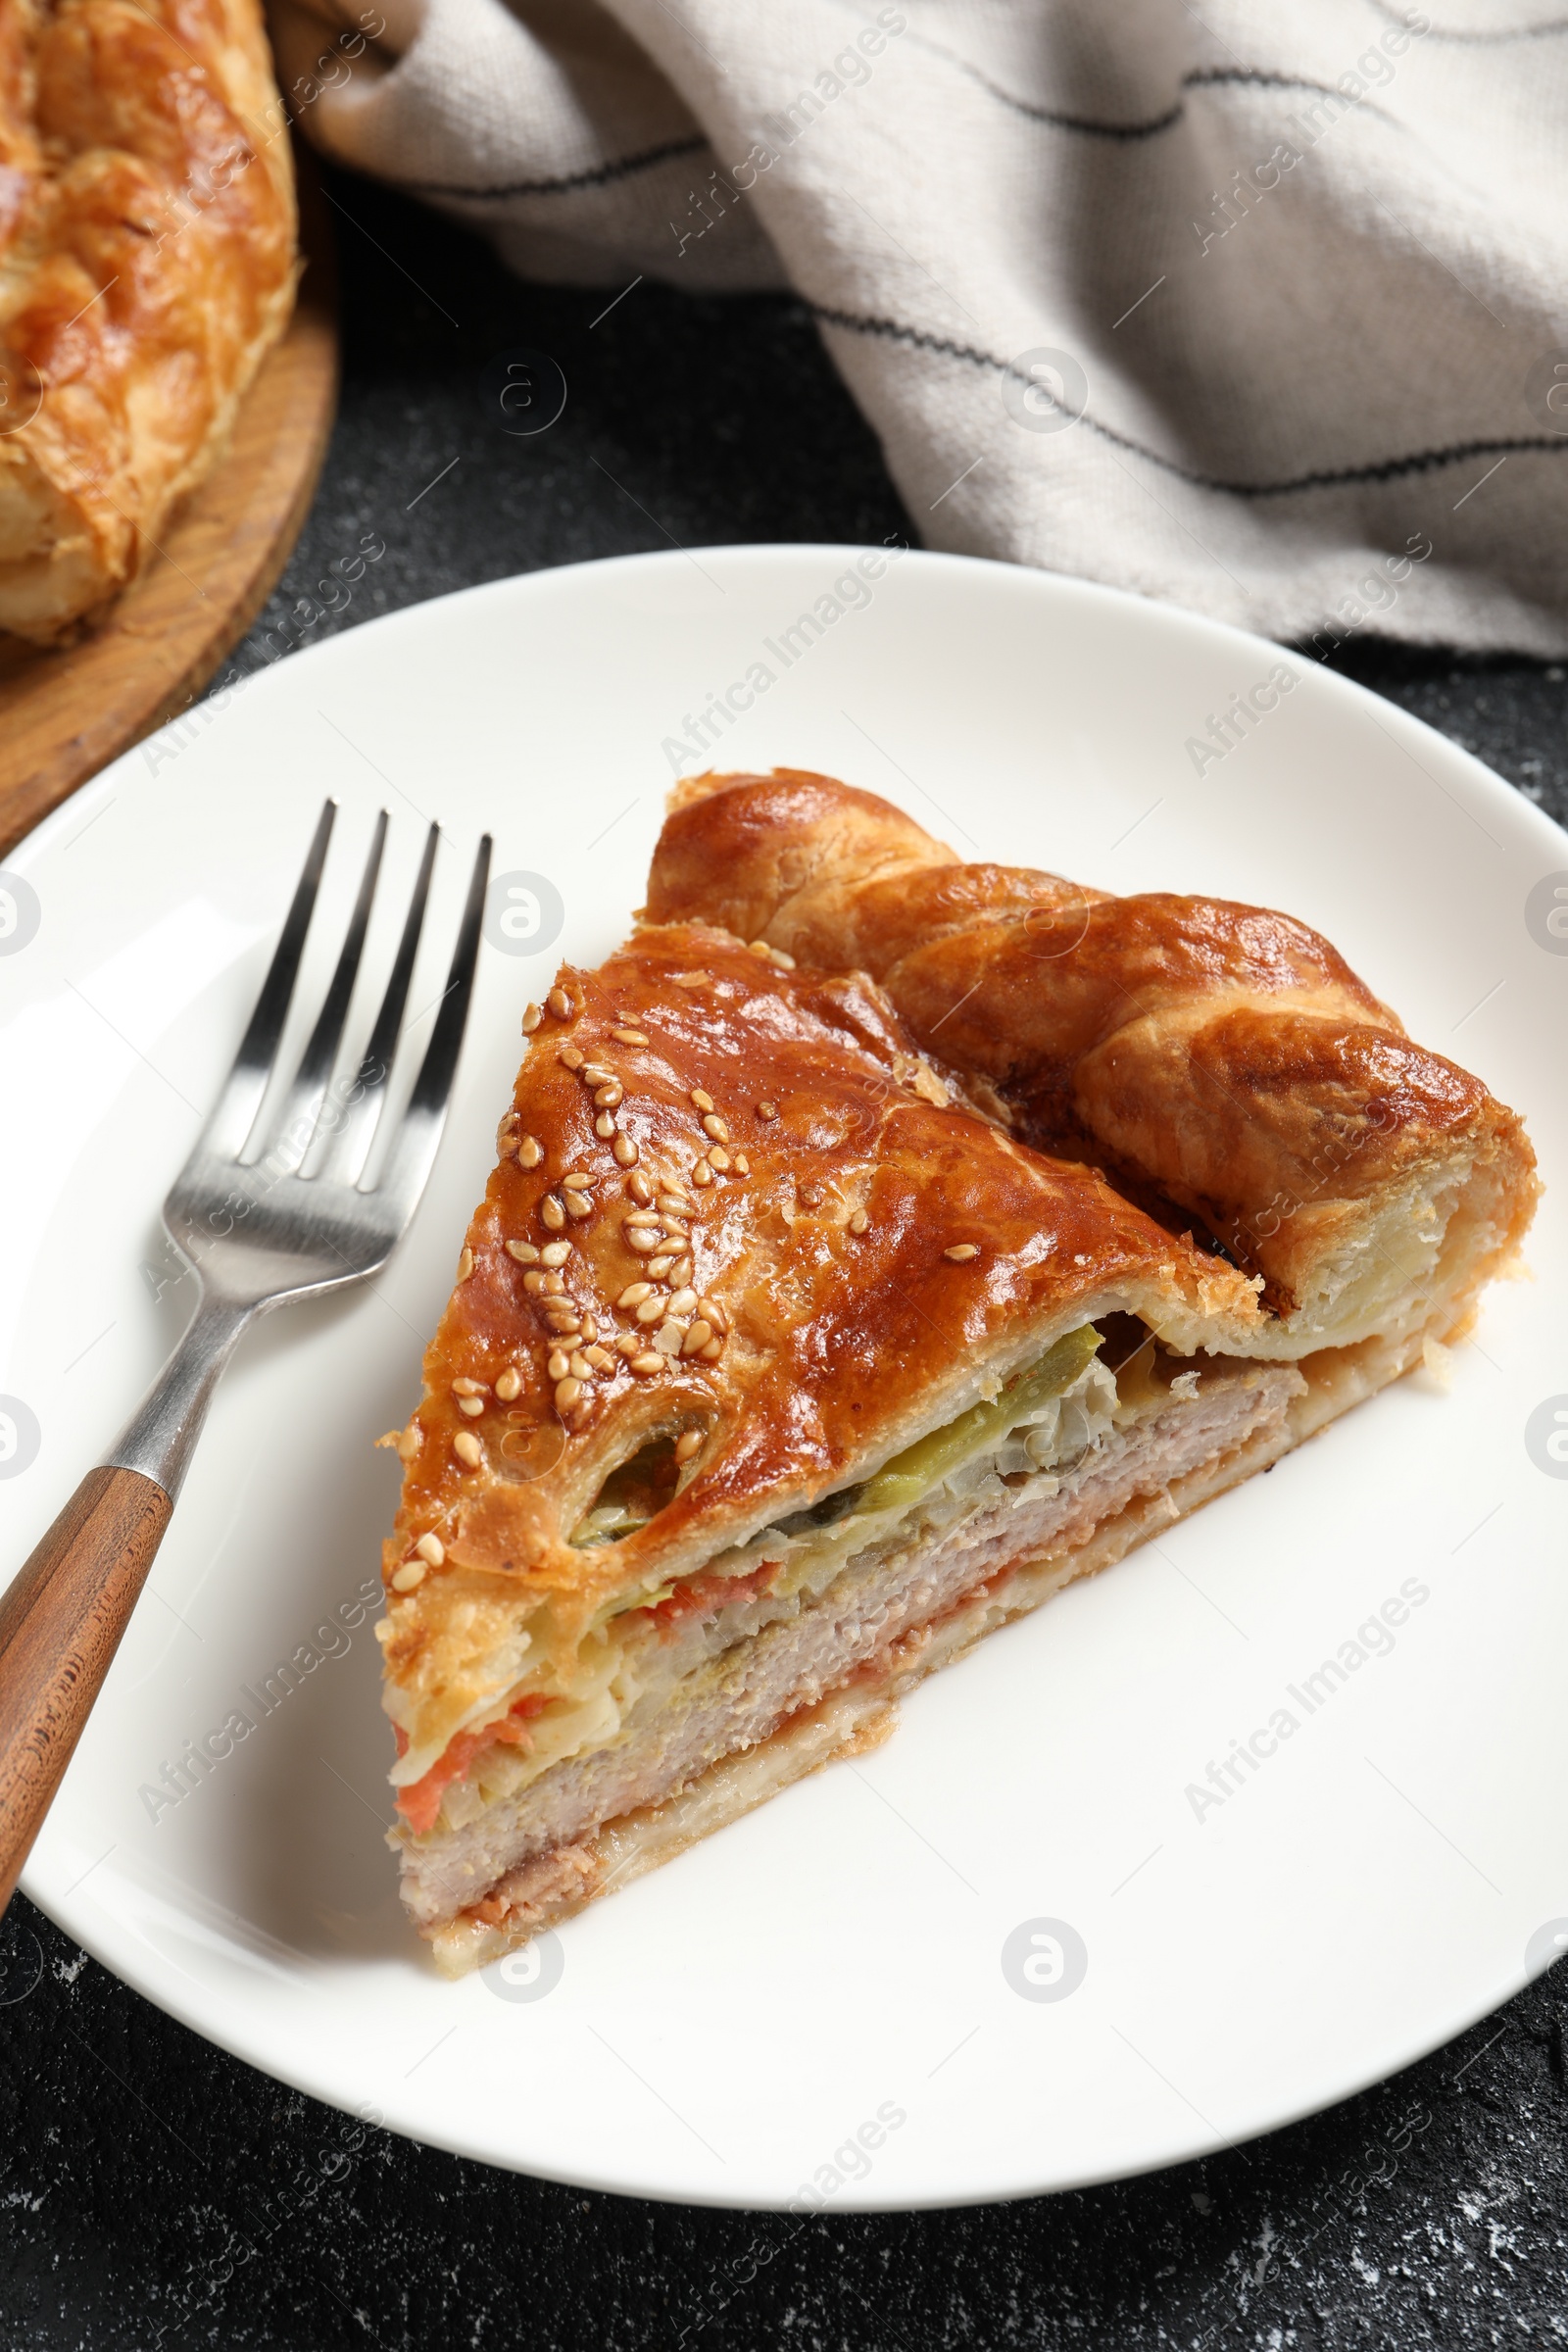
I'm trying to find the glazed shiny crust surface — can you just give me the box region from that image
[380,926,1265,1752]
[0,0,295,640]
[646,770,1537,1310]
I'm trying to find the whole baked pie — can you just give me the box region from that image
[0,0,296,642]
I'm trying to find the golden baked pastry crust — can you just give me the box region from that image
[646,770,1540,1350]
[379,923,1268,1780]
[0,0,296,641]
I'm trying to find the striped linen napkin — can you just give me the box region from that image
[270,0,1568,653]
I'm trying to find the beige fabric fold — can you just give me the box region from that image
[271,0,1568,652]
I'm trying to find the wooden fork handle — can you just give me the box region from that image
[0,1466,172,1915]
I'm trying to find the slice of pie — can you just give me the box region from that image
[0,0,297,641]
[647,770,1540,1362]
[381,924,1325,1976]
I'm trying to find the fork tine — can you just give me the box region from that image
[374,832,493,1208]
[247,810,388,1172]
[202,800,336,1160]
[318,820,439,1186]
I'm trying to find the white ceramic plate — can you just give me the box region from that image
[4,547,1566,2210]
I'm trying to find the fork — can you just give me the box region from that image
[0,801,491,1914]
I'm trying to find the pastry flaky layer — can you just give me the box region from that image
[0,0,297,641]
[646,769,1540,1356]
[381,924,1299,1968]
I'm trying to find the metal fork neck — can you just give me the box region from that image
[104,1291,257,1500]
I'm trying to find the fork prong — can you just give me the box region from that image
[374,833,493,1210]
[247,810,389,1173]
[201,800,336,1161]
[318,820,439,1187]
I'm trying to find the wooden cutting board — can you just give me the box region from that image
[0,156,338,859]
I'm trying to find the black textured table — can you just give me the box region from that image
[5,172,1568,2351]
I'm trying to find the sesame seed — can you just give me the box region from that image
[612,1132,639,1166]
[495,1368,521,1401]
[657,1193,690,1215]
[391,1561,425,1592]
[584,1345,614,1371]
[559,1045,583,1070]
[518,1135,543,1168]
[564,1194,592,1220]
[506,1240,541,1264]
[652,1321,685,1355]
[626,1170,655,1204]
[674,1432,702,1462]
[580,1314,599,1343]
[748,939,770,956]
[699,1337,723,1360]
[454,1431,483,1467]
[580,1064,614,1086]
[595,1112,617,1140]
[681,1320,713,1356]
[618,1282,655,1307]
[456,1247,474,1281]
[568,1350,592,1380]
[671,972,711,989]
[544,1312,580,1335]
[635,1296,666,1325]
[849,1209,868,1235]
[416,1532,445,1566]
[646,1254,675,1279]
[547,1349,570,1381]
[397,1423,423,1461]
[594,1083,624,1108]
[540,1196,566,1231]
[541,1241,571,1268]
[612,1028,649,1046]
[668,1288,698,1316]
[758,1102,778,1120]
[614,1333,643,1356]
[630,1351,663,1375]
[692,1161,714,1189]
[555,1377,583,1411]
[625,1228,661,1254]
[548,988,571,1018]
[457,1395,484,1416]
[708,1148,731,1172]
[670,1255,694,1288]
[733,1153,750,1175]
[452,1377,487,1396]
[697,1297,727,1333]
[690,1089,714,1113]
[770,948,796,969]
[563,1170,594,1191]
[945,1244,980,1262]
[541,1272,565,1296]
[521,1004,542,1033]
[625,1207,660,1229]
[659,1217,690,1240]
[496,1114,520,1154]
[702,1113,729,1143]
[522,1270,548,1294]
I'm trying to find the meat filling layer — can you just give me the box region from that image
[399,1344,1301,1931]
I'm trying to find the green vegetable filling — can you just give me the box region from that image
[577,1322,1104,1584]
[856,1322,1103,1517]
